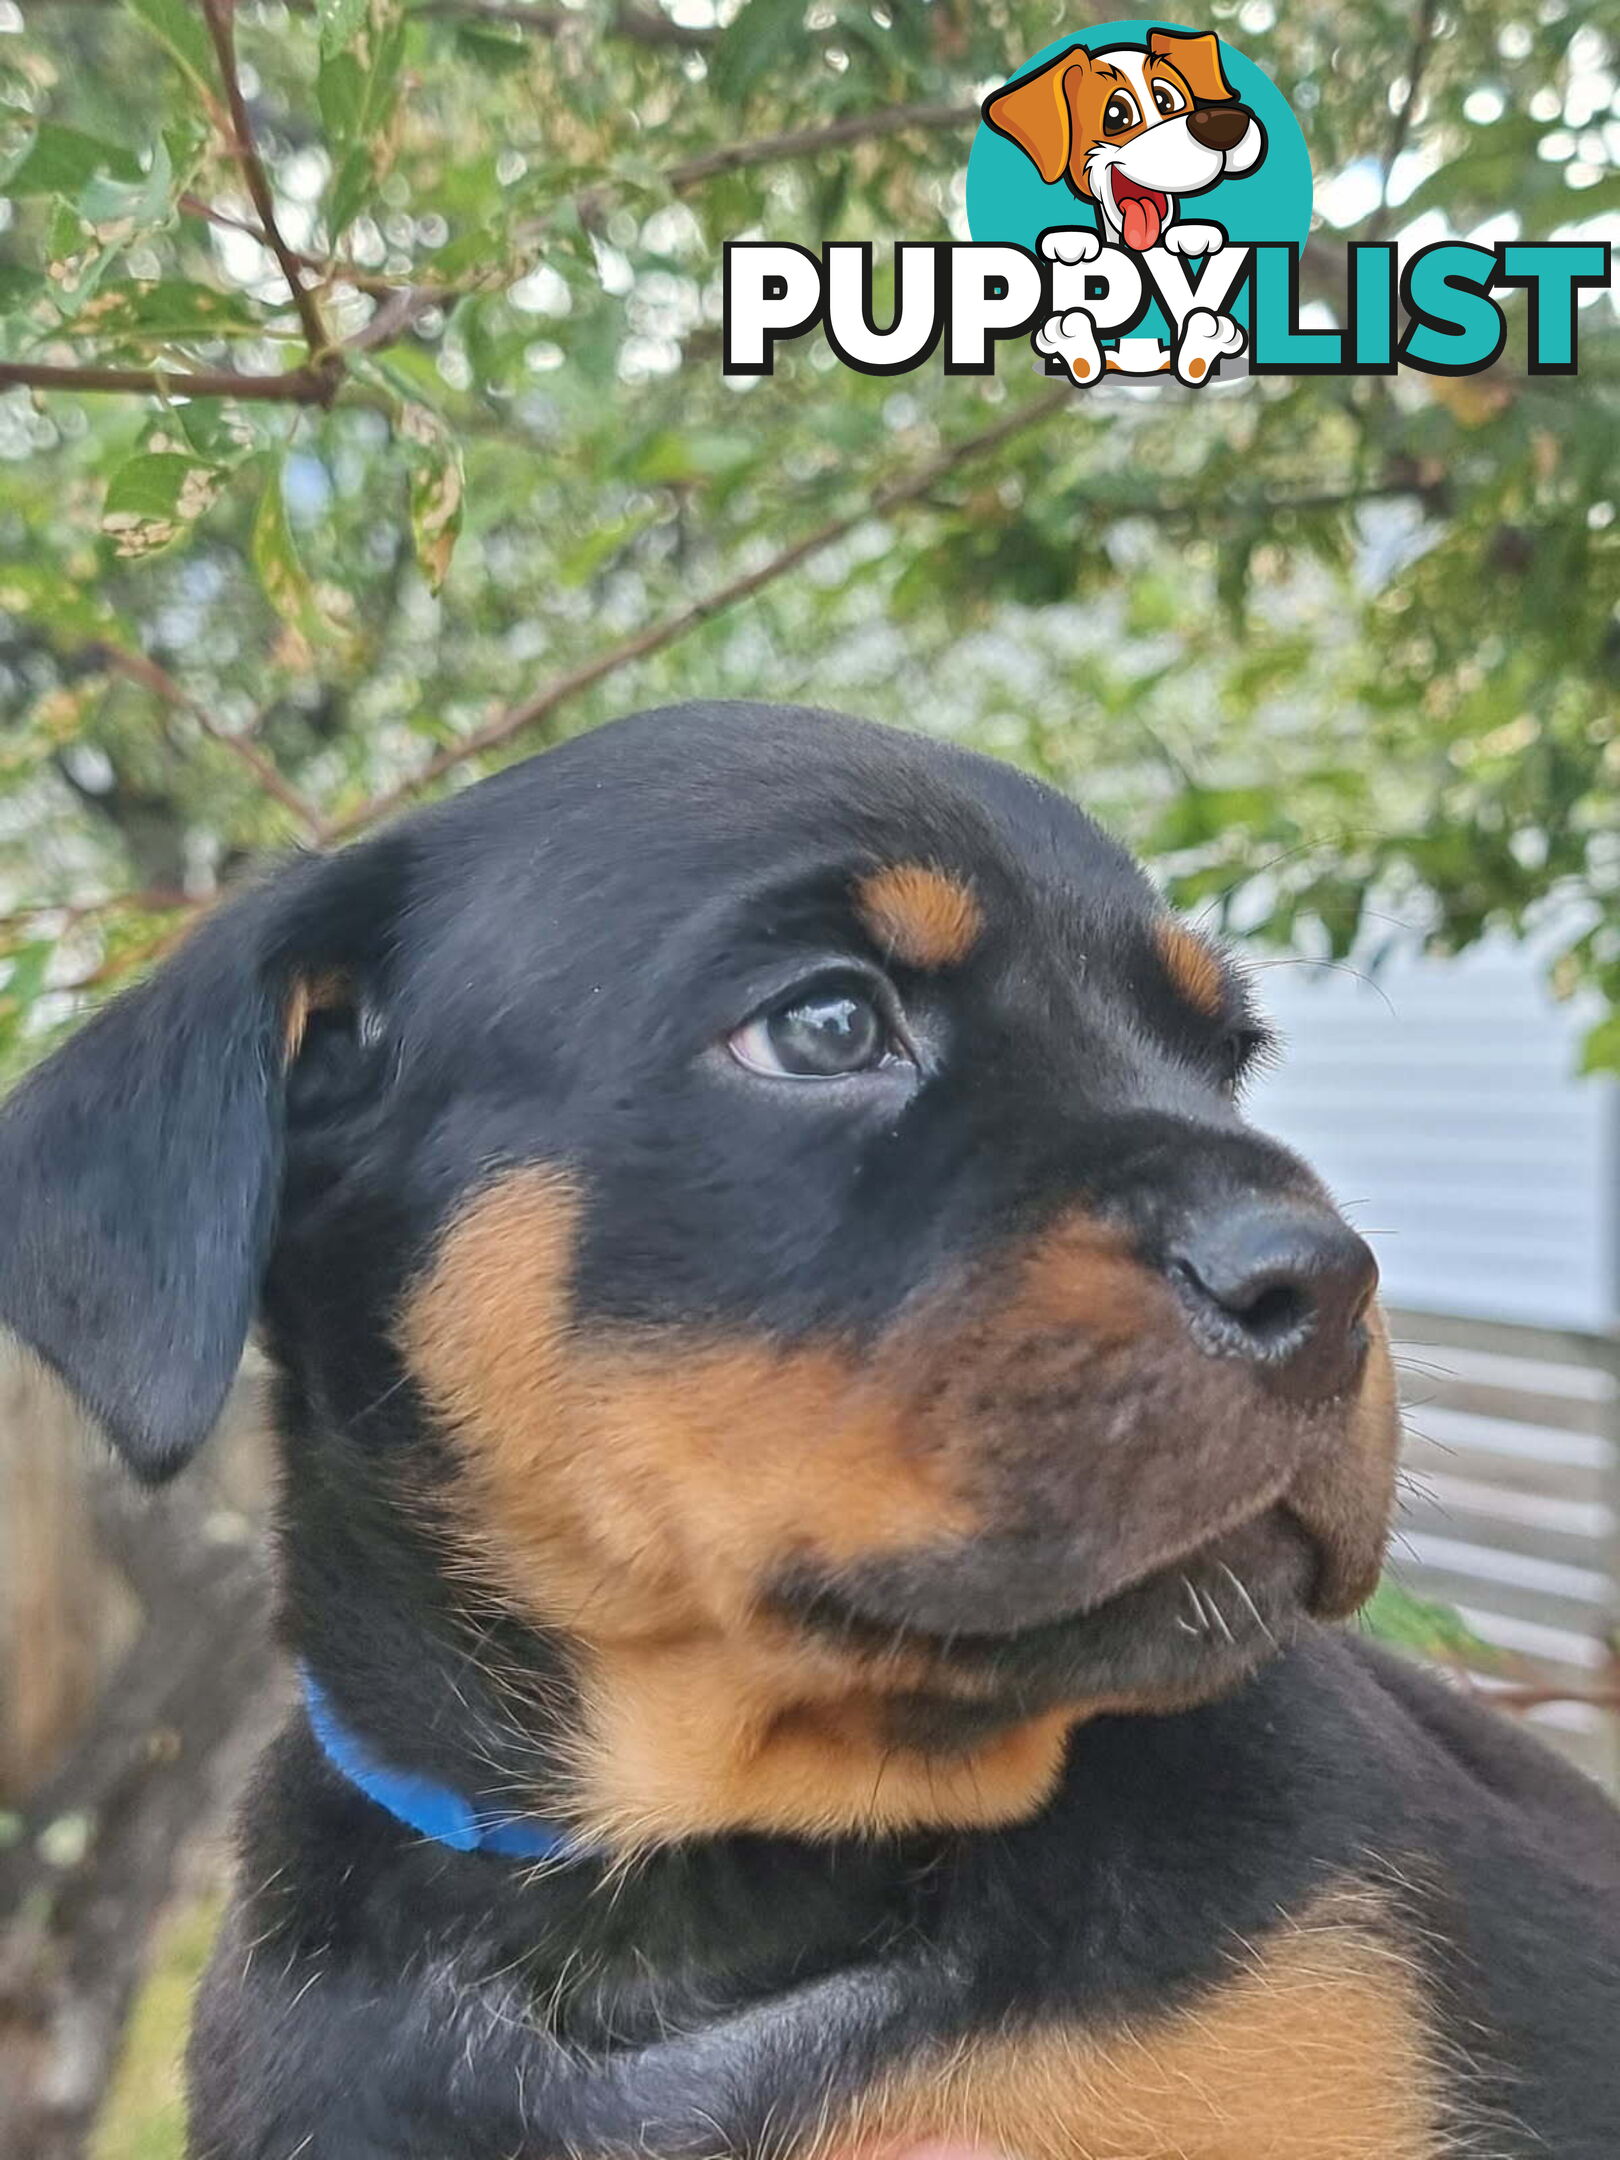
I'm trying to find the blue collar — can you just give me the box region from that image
[302,1672,587,1862]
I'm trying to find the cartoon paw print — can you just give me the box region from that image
[1175,307,1245,385]
[1035,309,1103,386]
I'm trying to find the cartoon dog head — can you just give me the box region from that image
[985,29,1266,251]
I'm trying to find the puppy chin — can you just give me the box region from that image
[775,1505,1318,1729]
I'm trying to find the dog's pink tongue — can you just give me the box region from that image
[1122,194,1161,251]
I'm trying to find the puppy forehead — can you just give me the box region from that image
[403,702,1158,973]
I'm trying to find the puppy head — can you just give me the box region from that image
[0,704,1396,1847]
[983,32,1265,246]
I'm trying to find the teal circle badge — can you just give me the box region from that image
[968,18,1310,373]
[967,19,1311,256]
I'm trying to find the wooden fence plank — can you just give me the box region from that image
[1382,1305,1619,1793]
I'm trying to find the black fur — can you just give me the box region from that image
[1,701,1615,2157]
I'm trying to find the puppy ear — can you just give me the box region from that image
[0,849,394,1481]
[1147,28,1235,104]
[983,47,1090,186]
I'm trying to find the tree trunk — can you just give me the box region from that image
[0,1347,280,2160]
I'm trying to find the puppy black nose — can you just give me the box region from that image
[1187,104,1251,153]
[1169,1202,1376,1399]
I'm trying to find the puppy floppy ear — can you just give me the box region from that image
[1148,27,1235,104]
[0,847,396,1481]
[983,46,1090,186]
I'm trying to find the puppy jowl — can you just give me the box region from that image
[722,16,1611,387]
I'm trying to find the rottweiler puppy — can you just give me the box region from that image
[1,703,1616,2160]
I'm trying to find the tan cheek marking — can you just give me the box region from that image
[401,1169,983,1633]
[402,1168,1078,1844]
[1156,918,1227,1017]
[855,864,983,970]
[812,1893,1443,2160]
[1288,1302,1400,1618]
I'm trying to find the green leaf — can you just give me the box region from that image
[37,202,124,315]
[317,0,371,56]
[1361,1579,1495,1664]
[398,401,465,592]
[709,0,806,104]
[0,563,119,643]
[451,20,531,74]
[318,0,406,234]
[251,451,318,629]
[623,429,758,486]
[0,941,53,1062]
[123,0,219,108]
[76,279,266,345]
[1579,1012,1620,1076]
[101,453,227,559]
[77,137,174,242]
[0,124,141,199]
[249,454,356,650]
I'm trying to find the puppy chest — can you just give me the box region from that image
[798,1919,1445,2160]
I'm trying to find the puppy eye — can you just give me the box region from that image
[729,979,909,1081]
[1103,91,1139,133]
[1219,1024,1274,1096]
[1151,80,1185,116]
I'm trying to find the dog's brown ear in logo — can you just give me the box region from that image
[982,46,1092,186]
[1147,27,1235,104]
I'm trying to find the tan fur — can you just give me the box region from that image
[1155,920,1226,1018]
[401,1169,1398,1848]
[281,970,351,1062]
[855,865,983,970]
[1149,27,1235,106]
[985,45,1217,201]
[1288,1303,1400,1618]
[577,1644,1076,1847]
[813,1892,1442,2160]
[984,49,1092,186]
[401,1169,1066,1844]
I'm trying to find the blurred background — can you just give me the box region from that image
[0,0,1614,2152]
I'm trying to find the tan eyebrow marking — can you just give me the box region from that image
[1154,921,1226,1018]
[855,864,984,970]
[282,969,352,1062]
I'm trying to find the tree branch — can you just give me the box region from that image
[178,191,478,306]
[1367,0,1442,244]
[199,0,334,374]
[666,103,978,190]
[91,644,326,838]
[44,0,721,41]
[0,358,340,403]
[0,886,188,944]
[1472,1679,1620,1714]
[320,388,1073,841]
[411,0,720,39]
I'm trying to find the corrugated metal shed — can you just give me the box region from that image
[1246,934,1617,1333]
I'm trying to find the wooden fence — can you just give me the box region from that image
[1385,1305,1620,1791]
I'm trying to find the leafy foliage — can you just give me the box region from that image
[0,0,1613,1087]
